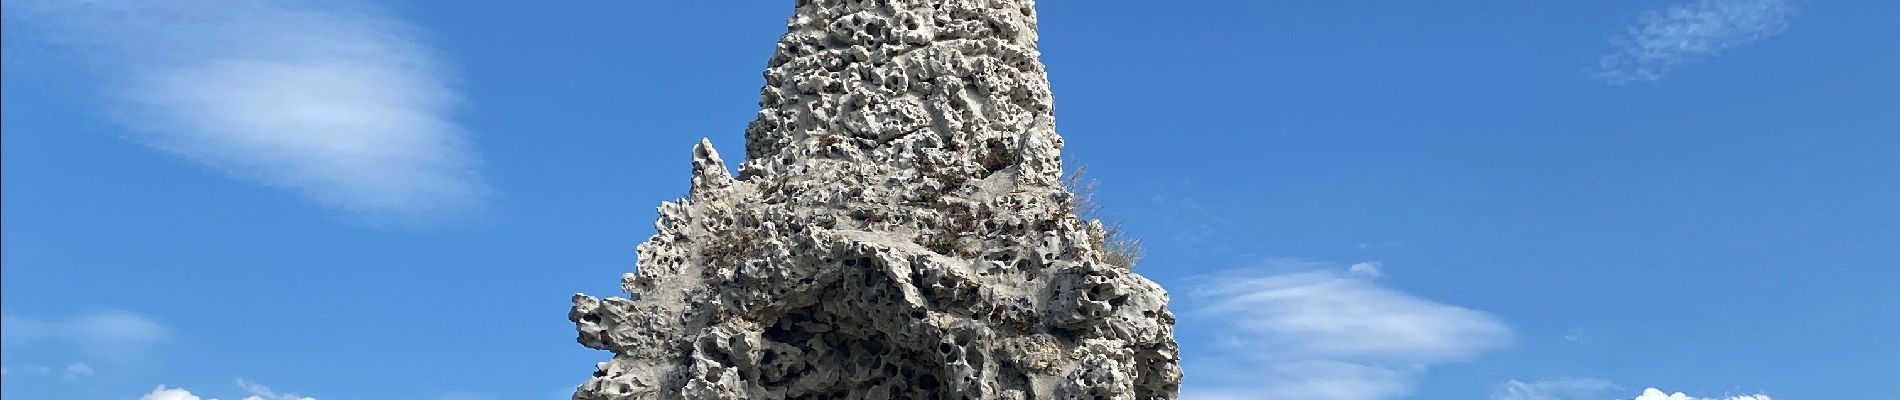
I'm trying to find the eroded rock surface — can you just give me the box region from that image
[570,1,1181,398]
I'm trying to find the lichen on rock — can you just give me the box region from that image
[569,1,1181,399]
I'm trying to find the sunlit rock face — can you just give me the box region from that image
[569,1,1180,399]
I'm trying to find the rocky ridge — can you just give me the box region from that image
[570,1,1181,398]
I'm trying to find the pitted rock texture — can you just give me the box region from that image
[569,1,1181,399]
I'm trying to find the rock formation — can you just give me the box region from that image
[568,1,1181,398]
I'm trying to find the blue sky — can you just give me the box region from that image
[3,1,1895,399]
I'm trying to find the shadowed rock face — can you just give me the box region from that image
[569,1,1181,399]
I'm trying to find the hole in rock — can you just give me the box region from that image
[733,263,972,398]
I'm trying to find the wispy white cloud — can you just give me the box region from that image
[1494,378,1620,400]
[0,362,93,381]
[1179,259,1513,400]
[1347,261,1383,278]
[4,0,488,222]
[238,379,317,400]
[62,362,94,381]
[135,381,317,400]
[2,311,168,354]
[1594,0,1800,83]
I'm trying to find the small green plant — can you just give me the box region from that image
[1065,166,1143,269]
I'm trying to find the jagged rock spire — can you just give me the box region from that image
[739,0,1065,186]
[569,2,1180,399]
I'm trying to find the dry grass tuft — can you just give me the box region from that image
[1065,166,1143,269]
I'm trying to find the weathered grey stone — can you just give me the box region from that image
[570,1,1180,398]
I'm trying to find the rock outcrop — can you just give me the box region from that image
[569,1,1181,398]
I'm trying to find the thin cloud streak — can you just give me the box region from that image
[1494,378,1620,400]
[1179,260,1513,400]
[4,0,488,222]
[1,310,169,353]
[1594,0,1799,83]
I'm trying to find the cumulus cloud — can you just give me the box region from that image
[3,0,488,221]
[1594,0,1799,83]
[1178,260,1513,400]
[1,311,168,354]
[1634,388,1770,400]
[135,381,316,400]
[1494,378,1620,400]
[141,386,209,400]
